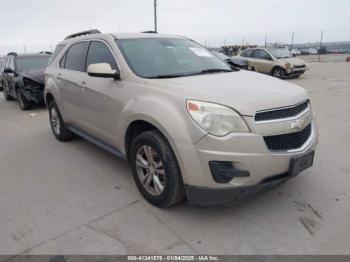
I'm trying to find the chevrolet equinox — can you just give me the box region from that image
[45,30,318,207]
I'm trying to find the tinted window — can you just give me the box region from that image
[86,41,117,70]
[253,50,271,60]
[16,56,50,71]
[65,42,89,72]
[240,49,253,57]
[49,44,65,64]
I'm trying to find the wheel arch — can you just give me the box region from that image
[124,117,178,164]
[271,65,286,75]
[45,92,55,108]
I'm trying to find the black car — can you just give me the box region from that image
[2,52,50,110]
[212,51,250,70]
[0,57,5,92]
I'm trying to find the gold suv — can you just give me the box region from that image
[237,47,308,78]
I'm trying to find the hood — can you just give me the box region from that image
[230,57,249,66]
[280,57,306,66]
[148,70,308,116]
[21,69,45,85]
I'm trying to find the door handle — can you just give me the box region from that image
[81,81,86,85]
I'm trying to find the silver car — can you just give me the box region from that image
[45,30,318,207]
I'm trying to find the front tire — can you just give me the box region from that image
[48,100,74,141]
[272,67,285,79]
[16,89,31,110]
[130,130,185,207]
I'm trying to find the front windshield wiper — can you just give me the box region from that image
[147,69,233,79]
[200,69,233,74]
[146,73,197,79]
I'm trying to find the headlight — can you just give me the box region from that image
[285,63,292,69]
[186,100,249,136]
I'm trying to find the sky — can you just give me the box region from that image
[0,0,349,55]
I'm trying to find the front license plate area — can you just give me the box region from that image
[289,151,314,177]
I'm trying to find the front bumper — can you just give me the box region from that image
[23,87,44,104]
[185,175,288,206]
[177,113,318,206]
[286,67,309,76]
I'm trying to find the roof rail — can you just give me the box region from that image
[64,29,101,40]
[7,52,18,56]
[141,31,158,34]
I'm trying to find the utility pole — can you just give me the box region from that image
[290,32,294,56]
[265,34,268,47]
[23,45,27,53]
[318,30,323,62]
[154,0,158,32]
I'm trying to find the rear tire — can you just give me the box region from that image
[48,100,74,141]
[130,130,185,208]
[16,89,31,110]
[272,67,285,79]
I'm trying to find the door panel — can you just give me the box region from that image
[75,76,123,145]
[252,50,273,74]
[75,40,122,145]
[60,41,90,128]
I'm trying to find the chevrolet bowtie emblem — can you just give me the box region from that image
[291,119,305,131]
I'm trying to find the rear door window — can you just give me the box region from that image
[64,42,89,72]
[86,41,117,70]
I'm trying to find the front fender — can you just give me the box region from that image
[117,95,207,183]
[45,72,66,119]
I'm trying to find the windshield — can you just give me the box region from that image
[117,38,232,78]
[16,56,50,71]
[267,48,291,59]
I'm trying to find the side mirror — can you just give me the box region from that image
[87,63,120,80]
[4,67,14,74]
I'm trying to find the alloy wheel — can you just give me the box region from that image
[50,107,61,135]
[135,145,166,196]
[274,68,283,78]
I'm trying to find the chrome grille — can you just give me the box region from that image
[255,101,309,122]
